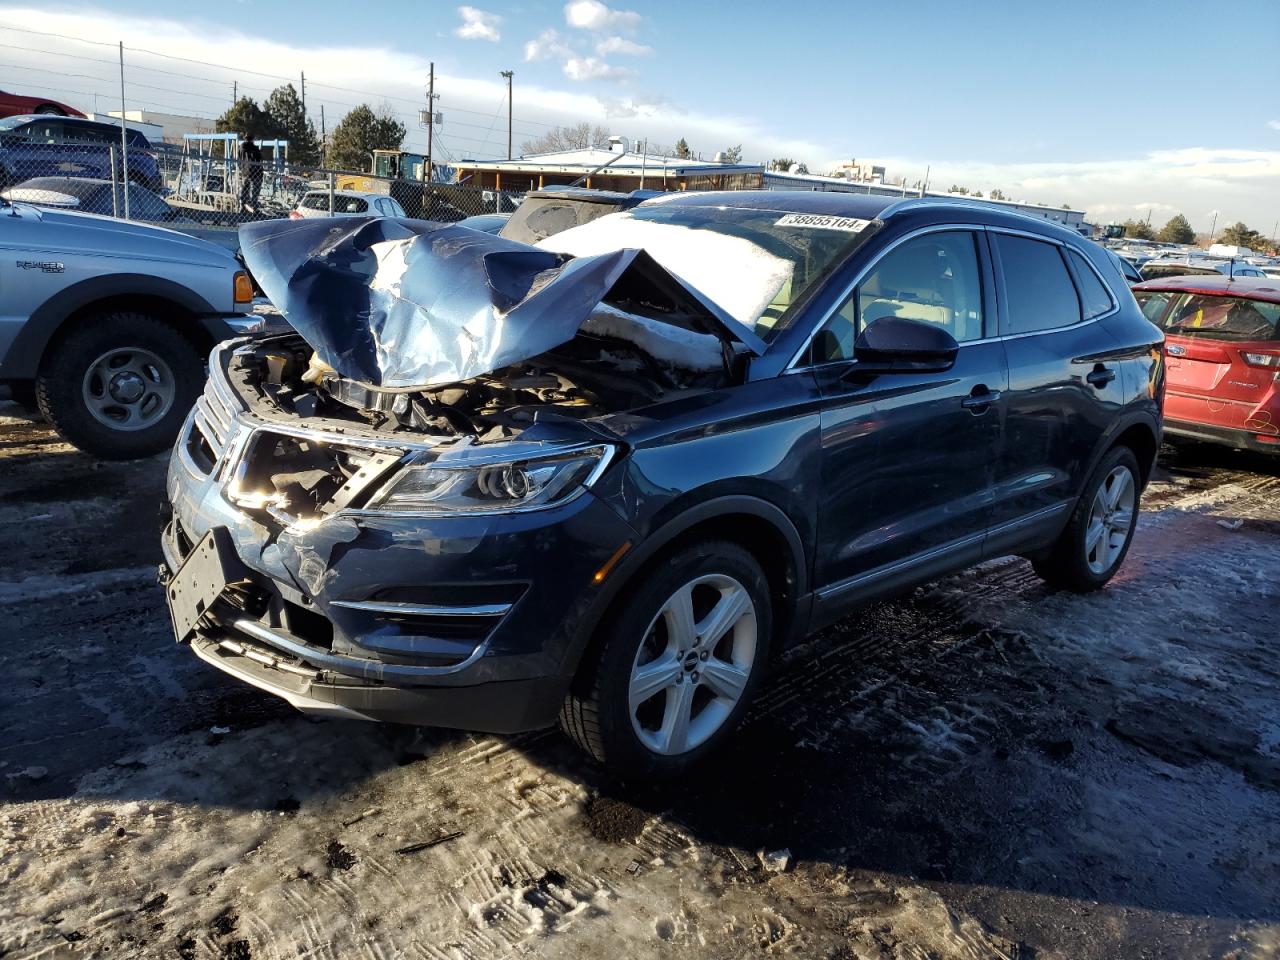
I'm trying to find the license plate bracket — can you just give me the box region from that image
[166,527,248,643]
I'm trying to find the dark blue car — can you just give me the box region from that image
[160,191,1164,777]
[0,115,163,193]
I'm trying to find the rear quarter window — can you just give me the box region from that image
[1067,249,1115,319]
[995,234,1082,334]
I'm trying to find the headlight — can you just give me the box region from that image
[367,444,614,515]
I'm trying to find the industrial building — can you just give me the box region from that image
[452,137,763,193]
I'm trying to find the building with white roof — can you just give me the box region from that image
[453,136,763,193]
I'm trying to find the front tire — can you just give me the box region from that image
[1033,446,1141,592]
[35,311,204,460]
[560,540,772,778]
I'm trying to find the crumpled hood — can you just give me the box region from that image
[239,216,765,389]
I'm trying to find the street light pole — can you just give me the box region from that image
[499,70,513,160]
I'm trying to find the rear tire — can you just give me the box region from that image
[33,104,66,115]
[560,540,772,779]
[35,311,204,460]
[1032,446,1141,592]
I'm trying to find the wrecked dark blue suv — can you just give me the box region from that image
[160,191,1164,777]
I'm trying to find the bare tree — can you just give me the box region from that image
[520,122,612,155]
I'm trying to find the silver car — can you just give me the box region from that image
[0,199,259,458]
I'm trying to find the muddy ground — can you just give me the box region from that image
[1,399,1278,960]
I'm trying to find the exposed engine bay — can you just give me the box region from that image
[229,315,731,446]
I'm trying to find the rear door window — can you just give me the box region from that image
[994,234,1081,334]
[301,193,330,210]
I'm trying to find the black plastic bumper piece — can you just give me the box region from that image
[1164,418,1280,455]
[192,633,566,733]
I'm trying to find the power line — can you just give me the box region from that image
[0,24,560,129]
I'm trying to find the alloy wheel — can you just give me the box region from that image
[628,573,758,756]
[1085,464,1136,575]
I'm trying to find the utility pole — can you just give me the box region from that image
[118,41,130,221]
[232,80,237,105]
[320,105,327,167]
[300,71,306,117]
[499,70,513,160]
[1209,211,1219,243]
[424,62,439,183]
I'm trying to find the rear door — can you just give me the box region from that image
[987,233,1127,548]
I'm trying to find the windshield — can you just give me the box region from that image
[1147,292,1280,341]
[538,203,874,339]
[0,116,31,132]
[501,195,625,244]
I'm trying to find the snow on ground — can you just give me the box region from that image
[2,400,1279,959]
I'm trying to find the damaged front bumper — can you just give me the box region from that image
[161,345,639,733]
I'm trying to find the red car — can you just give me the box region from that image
[0,89,84,119]
[1133,275,1280,454]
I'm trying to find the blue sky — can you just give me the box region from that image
[2,1,1278,228]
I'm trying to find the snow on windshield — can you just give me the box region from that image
[537,213,794,329]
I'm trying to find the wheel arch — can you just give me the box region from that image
[1101,414,1161,488]
[0,275,217,380]
[564,495,810,684]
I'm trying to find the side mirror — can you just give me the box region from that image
[851,316,959,373]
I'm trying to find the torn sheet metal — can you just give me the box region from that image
[238,217,765,390]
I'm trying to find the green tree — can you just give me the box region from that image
[720,144,742,163]
[971,190,983,198]
[1123,218,1155,240]
[948,184,969,195]
[674,137,691,159]
[989,188,1007,201]
[263,84,322,167]
[1217,221,1266,250]
[1156,213,1195,245]
[215,97,281,142]
[328,104,406,172]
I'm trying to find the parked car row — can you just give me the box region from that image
[8,168,1280,773]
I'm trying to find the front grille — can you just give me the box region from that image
[189,377,238,475]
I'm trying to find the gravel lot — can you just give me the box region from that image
[2,399,1278,960]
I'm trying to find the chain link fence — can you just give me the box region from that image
[0,125,526,252]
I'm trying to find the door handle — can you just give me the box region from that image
[961,387,1002,411]
[1086,365,1116,388]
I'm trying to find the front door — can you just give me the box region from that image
[809,229,1006,605]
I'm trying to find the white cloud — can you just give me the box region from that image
[564,0,641,33]
[1269,119,1280,131]
[455,6,501,42]
[595,36,652,56]
[524,28,572,62]
[563,56,632,82]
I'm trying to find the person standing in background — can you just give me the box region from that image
[240,135,264,213]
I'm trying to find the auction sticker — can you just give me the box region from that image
[774,213,872,232]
